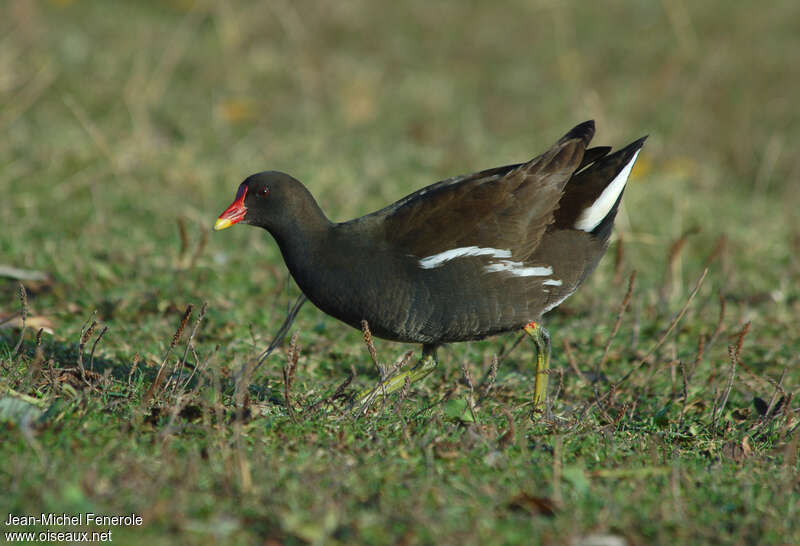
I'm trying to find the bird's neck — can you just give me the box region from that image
[267,198,332,277]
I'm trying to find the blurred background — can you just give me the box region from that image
[2,0,799,383]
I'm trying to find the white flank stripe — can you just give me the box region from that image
[418,246,511,269]
[542,289,576,313]
[484,261,552,277]
[575,149,640,232]
[543,279,563,286]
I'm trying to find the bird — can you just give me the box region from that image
[214,120,646,411]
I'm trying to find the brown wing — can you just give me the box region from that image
[383,121,595,260]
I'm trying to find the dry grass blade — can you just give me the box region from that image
[22,344,44,389]
[143,305,193,406]
[361,320,383,379]
[395,376,412,413]
[497,407,515,449]
[13,282,28,355]
[678,360,689,427]
[235,294,307,402]
[710,321,750,433]
[478,355,499,401]
[661,228,698,305]
[563,338,589,385]
[177,217,189,265]
[462,362,477,422]
[763,368,788,419]
[361,320,388,409]
[606,268,708,397]
[612,233,625,285]
[733,321,750,359]
[286,332,299,386]
[753,368,789,437]
[171,302,208,395]
[705,291,727,353]
[77,317,98,383]
[703,234,729,270]
[88,325,109,371]
[282,368,297,423]
[597,270,636,372]
[128,354,140,390]
[189,229,209,269]
[714,345,738,433]
[309,372,355,412]
[280,332,300,422]
[385,350,414,379]
[689,334,706,382]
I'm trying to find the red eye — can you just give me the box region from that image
[258,187,270,197]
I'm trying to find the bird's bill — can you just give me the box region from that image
[214,185,248,230]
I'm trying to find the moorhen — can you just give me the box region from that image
[215,121,645,410]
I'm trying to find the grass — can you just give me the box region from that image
[2,0,799,544]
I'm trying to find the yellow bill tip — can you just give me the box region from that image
[214,218,233,231]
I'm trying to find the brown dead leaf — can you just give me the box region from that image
[506,492,557,517]
[0,313,55,335]
[722,437,753,461]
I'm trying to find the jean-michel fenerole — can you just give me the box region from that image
[4,513,143,526]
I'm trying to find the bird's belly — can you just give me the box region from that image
[289,250,578,344]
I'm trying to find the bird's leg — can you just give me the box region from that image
[523,320,551,412]
[355,344,438,407]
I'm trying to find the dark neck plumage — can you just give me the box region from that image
[265,194,332,283]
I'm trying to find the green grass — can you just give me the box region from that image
[2,1,799,544]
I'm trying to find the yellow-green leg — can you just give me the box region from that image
[355,343,438,408]
[523,320,551,411]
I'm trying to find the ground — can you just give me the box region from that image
[1,1,799,544]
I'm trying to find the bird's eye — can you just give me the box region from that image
[258,187,270,197]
